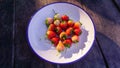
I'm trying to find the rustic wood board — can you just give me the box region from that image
[96,32,120,68]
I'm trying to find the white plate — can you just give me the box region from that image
[27,2,95,64]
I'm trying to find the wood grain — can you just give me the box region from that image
[96,32,120,68]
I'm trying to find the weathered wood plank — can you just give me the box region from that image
[77,0,120,67]
[15,0,56,68]
[96,32,120,68]
[0,0,13,68]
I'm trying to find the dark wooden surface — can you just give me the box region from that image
[0,0,120,68]
[0,0,13,68]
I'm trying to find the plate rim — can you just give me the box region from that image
[27,2,96,64]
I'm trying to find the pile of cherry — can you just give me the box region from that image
[45,14,82,52]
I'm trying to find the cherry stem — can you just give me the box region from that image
[52,9,57,14]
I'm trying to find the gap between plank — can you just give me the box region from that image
[12,0,15,68]
[95,37,109,68]
[57,64,60,68]
[112,0,120,12]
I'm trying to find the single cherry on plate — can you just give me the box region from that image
[46,31,56,40]
[60,21,67,30]
[55,26,62,35]
[59,32,67,40]
[67,20,74,27]
[71,35,79,43]
[63,38,72,48]
[51,37,59,47]
[45,18,53,27]
[56,41,65,52]
[61,15,69,21]
[73,22,82,29]
[65,27,74,36]
[48,24,56,31]
[74,28,82,36]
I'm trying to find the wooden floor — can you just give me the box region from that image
[0,0,120,68]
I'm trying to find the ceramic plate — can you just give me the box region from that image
[27,2,95,64]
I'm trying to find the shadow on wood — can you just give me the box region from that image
[96,32,120,68]
[77,0,120,24]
